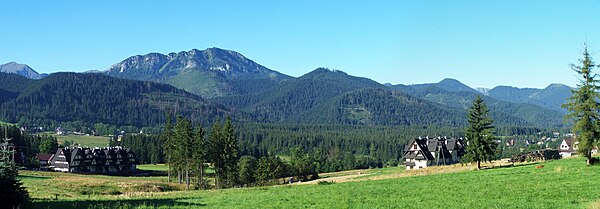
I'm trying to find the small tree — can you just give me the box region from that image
[563,44,600,165]
[464,95,497,169]
[0,127,29,208]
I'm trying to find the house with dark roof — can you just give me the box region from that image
[558,138,577,157]
[50,146,137,174]
[403,137,465,170]
[36,153,54,167]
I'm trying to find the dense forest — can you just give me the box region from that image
[0,72,242,129]
[0,125,58,167]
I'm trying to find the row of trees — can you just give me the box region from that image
[162,113,239,190]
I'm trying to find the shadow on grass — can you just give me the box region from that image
[483,162,540,170]
[17,175,53,180]
[33,197,206,209]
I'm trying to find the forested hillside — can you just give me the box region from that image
[391,80,566,127]
[0,73,241,128]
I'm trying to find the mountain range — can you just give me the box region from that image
[0,62,48,79]
[0,48,573,129]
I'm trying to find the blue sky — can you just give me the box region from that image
[1,1,599,88]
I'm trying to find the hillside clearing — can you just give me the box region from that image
[24,157,600,208]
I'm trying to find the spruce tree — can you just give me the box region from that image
[162,111,174,183]
[173,116,194,190]
[222,117,239,188]
[0,127,28,208]
[464,95,497,169]
[208,120,224,188]
[563,44,600,165]
[193,125,207,189]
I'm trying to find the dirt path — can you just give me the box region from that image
[294,173,369,185]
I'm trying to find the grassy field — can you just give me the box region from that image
[23,157,600,208]
[137,164,216,174]
[52,133,111,148]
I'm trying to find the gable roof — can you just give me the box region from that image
[37,153,54,161]
[404,138,435,160]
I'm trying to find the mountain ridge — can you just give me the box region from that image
[0,62,48,79]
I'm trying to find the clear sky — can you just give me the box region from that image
[1,1,599,88]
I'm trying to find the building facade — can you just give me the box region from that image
[50,146,137,174]
[403,137,465,170]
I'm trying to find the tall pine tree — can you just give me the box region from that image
[222,117,239,188]
[208,120,224,188]
[193,125,207,189]
[563,44,600,165]
[464,95,497,170]
[162,111,174,183]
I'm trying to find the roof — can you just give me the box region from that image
[563,138,575,146]
[37,153,54,161]
[404,137,464,161]
[404,138,435,160]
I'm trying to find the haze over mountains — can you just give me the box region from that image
[0,48,572,128]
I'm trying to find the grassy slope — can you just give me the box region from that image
[27,157,600,208]
[53,134,110,148]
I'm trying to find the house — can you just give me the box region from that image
[558,138,577,157]
[37,153,54,166]
[403,137,465,170]
[553,132,560,138]
[506,139,515,147]
[50,146,137,174]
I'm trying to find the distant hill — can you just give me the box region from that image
[487,84,572,113]
[0,62,48,79]
[0,47,574,129]
[411,78,480,94]
[390,79,566,127]
[105,48,292,98]
[0,73,242,128]
[215,68,466,126]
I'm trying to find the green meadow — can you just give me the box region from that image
[21,157,600,208]
[52,133,111,148]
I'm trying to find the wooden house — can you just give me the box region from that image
[403,137,465,170]
[50,146,137,174]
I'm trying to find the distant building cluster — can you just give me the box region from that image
[48,146,137,174]
[403,137,465,170]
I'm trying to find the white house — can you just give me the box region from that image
[558,138,577,157]
[403,137,465,170]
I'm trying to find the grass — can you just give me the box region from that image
[137,164,216,174]
[52,133,111,148]
[25,157,600,208]
[137,164,170,171]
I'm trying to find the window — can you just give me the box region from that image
[72,161,80,166]
[413,144,417,149]
[75,155,82,159]
[128,154,133,157]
